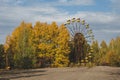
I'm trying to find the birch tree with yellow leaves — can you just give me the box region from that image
[4,22,36,69]
[33,22,70,67]
[51,24,70,67]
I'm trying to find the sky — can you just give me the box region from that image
[0,0,120,44]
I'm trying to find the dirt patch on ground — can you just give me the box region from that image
[0,66,120,80]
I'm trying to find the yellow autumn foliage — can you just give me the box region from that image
[33,22,70,67]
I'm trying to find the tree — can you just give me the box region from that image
[91,40,100,65]
[32,22,70,67]
[4,35,14,69]
[4,22,36,69]
[105,37,120,66]
[33,21,52,67]
[52,24,70,67]
[99,40,108,65]
[0,44,5,68]
[92,37,120,66]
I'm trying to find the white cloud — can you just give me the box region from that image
[93,29,120,43]
[0,0,95,7]
[1,5,120,29]
[72,12,117,24]
[0,6,62,26]
[0,0,120,44]
[1,3,120,25]
[102,29,120,33]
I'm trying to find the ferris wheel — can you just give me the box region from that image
[64,18,94,64]
[64,18,94,43]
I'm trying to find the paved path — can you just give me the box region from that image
[0,66,120,80]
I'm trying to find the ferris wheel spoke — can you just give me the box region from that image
[85,35,94,38]
[75,22,78,32]
[70,23,75,34]
[81,25,86,34]
[66,25,74,37]
[84,30,90,36]
[78,22,81,33]
[77,22,82,33]
[75,18,81,33]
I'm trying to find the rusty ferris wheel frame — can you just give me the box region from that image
[64,18,94,64]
